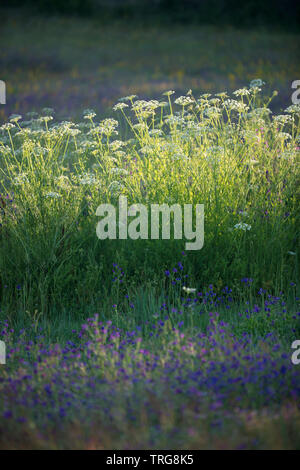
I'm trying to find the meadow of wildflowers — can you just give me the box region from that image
[0,82,299,448]
[0,84,299,313]
[0,284,300,449]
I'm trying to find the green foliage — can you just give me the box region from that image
[0,86,299,316]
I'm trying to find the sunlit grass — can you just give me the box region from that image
[0,84,299,315]
[0,83,299,449]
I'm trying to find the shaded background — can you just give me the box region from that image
[0,0,300,122]
[3,0,300,25]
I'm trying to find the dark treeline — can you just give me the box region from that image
[2,0,300,29]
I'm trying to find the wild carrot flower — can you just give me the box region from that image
[234,222,251,231]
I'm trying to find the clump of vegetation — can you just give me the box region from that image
[0,83,299,449]
[0,83,299,316]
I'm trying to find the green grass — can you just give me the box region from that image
[0,86,299,318]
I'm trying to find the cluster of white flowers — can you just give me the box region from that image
[34,146,49,156]
[133,122,148,131]
[113,102,129,111]
[162,90,175,96]
[3,83,298,238]
[249,79,265,88]
[215,92,229,99]
[119,95,137,102]
[9,114,22,123]
[275,132,292,141]
[83,109,96,120]
[174,96,194,106]
[233,88,251,97]
[234,222,251,231]
[110,168,129,176]
[182,286,196,294]
[78,139,98,150]
[45,191,61,199]
[204,107,222,119]
[38,116,53,124]
[185,121,209,135]
[15,128,32,138]
[78,173,99,185]
[110,140,127,151]
[57,123,81,137]
[284,104,300,114]
[0,123,15,131]
[208,98,221,106]
[131,100,160,112]
[273,115,293,125]
[89,119,119,136]
[13,173,29,185]
[223,100,249,113]
[164,115,186,126]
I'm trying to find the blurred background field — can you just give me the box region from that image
[0,2,300,123]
